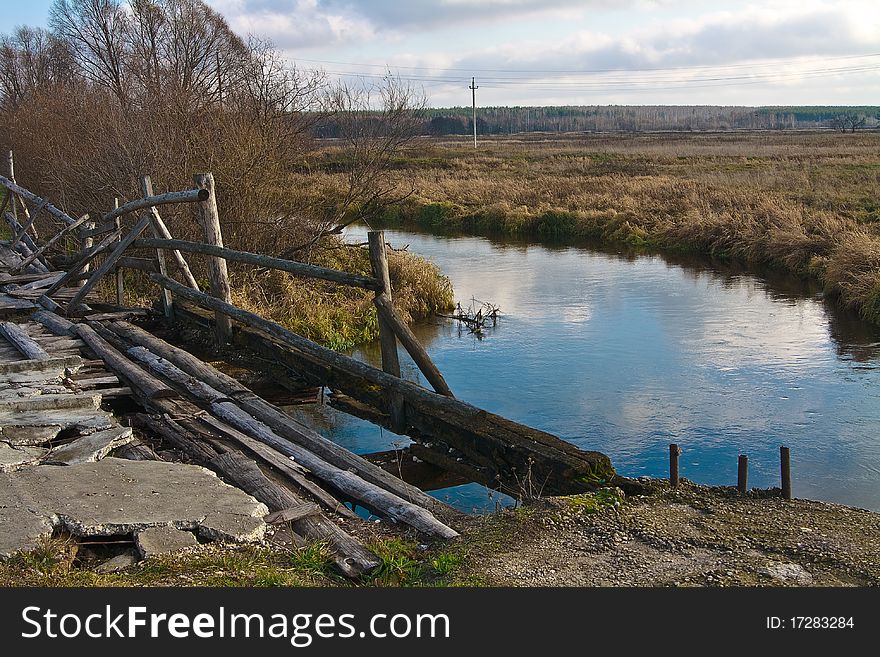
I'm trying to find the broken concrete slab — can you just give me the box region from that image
[0,458,267,558]
[0,392,101,413]
[46,426,135,465]
[0,409,115,434]
[0,424,62,446]
[136,526,199,558]
[0,442,48,472]
[94,550,139,573]
[199,512,266,543]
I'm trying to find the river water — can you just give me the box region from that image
[289,226,880,513]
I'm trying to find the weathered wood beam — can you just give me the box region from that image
[192,173,232,343]
[100,188,208,225]
[43,228,122,298]
[125,343,458,538]
[139,176,199,291]
[73,324,174,400]
[67,214,153,312]
[139,177,173,322]
[367,231,406,432]
[133,237,381,291]
[0,173,78,226]
[374,292,454,397]
[9,213,90,274]
[104,319,452,513]
[0,321,50,360]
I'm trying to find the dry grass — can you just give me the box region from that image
[318,131,880,323]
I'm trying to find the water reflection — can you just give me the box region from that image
[294,225,880,512]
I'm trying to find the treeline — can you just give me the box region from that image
[417,105,880,135]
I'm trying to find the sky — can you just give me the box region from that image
[6,0,880,107]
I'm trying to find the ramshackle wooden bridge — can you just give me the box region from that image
[0,158,615,576]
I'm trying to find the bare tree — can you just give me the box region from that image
[281,73,425,257]
[50,0,131,105]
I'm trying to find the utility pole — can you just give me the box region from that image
[469,76,479,148]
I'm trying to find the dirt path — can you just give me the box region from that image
[457,482,880,587]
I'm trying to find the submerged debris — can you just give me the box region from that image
[441,297,500,336]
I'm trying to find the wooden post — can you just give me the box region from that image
[367,230,405,432]
[140,177,173,322]
[669,443,681,487]
[7,151,17,223]
[737,454,748,494]
[113,198,124,306]
[193,173,232,343]
[780,446,791,500]
[76,220,95,289]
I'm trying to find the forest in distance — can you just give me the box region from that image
[322,104,880,137]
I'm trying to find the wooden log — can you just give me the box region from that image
[210,450,381,578]
[3,212,49,272]
[113,440,161,461]
[670,443,681,487]
[367,231,405,432]
[192,173,231,343]
[737,454,748,494]
[374,292,454,397]
[104,319,449,513]
[158,276,615,495]
[10,199,46,248]
[117,256,158,273]
[137,177,199,291]
[43,227,122,298]
[0,321,50,360]
[124,344,457,538]
[67,214,153,312]
[264,503,321,525]
[113,198,124,307]
[132,238,382,291]
[79,220,118,239]
[31,309,77,336]
[780,446,791,500]
[0,173,78,227]
[0,271,63,285]
[100,188,208,225]
[76,221,94,289]
[73,324,174,400]
[197,412,358,519]
[140,177,174,322]
[129,412,220,465]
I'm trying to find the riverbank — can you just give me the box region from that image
[3,481,877,586]
[313,131,880,325]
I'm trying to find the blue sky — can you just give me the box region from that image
[7,1,880,106]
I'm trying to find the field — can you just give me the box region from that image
[311,130,880,324]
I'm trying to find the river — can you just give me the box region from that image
[288,226,880,514]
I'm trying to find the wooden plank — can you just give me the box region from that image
[264,503,321,524]
[3,211,49,272]
[67,214,153,312]
[0,354,81,375]
[10,199,46,248]
[0,271,64,285]
[0,321,50,360]
[139,175,199,291]
[15,273,65,290]
[79,220,117,239]
[11,213,90,275]
[0,294,36,312]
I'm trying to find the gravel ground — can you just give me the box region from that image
[459,480,880,587]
